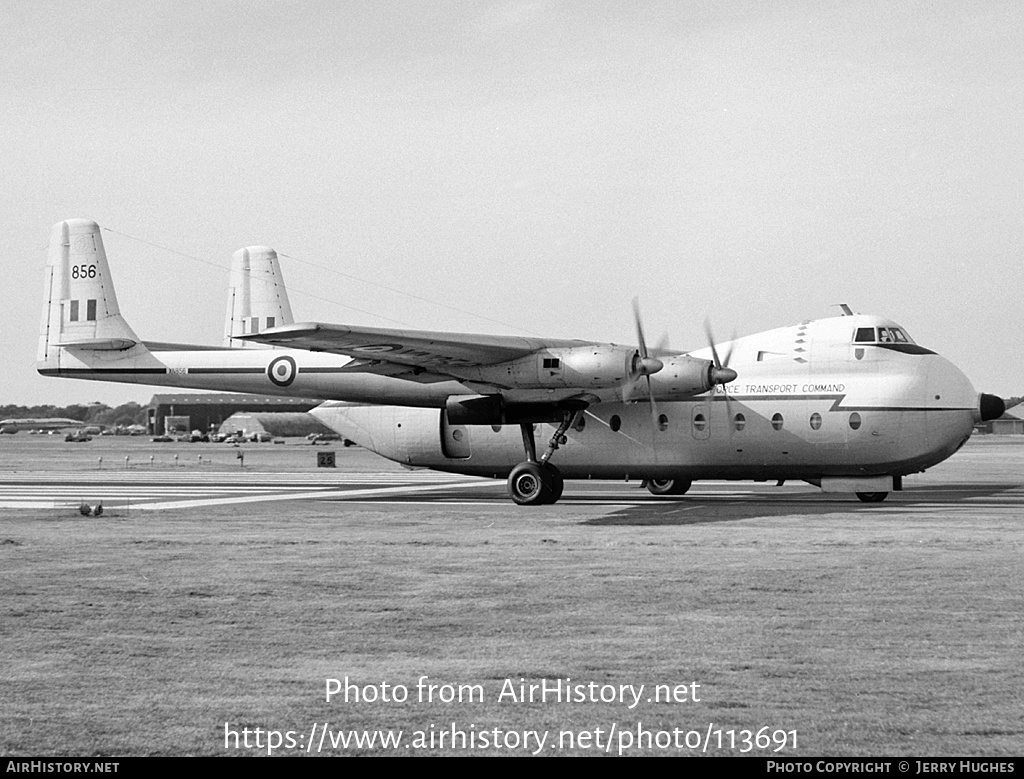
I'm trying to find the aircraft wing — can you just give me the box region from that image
[239,322,594,371]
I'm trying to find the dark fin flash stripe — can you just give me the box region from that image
[40,367,267,376]
[187,368,265,374]
[38,368,167,376]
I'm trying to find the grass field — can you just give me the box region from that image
[1,436,1022,756]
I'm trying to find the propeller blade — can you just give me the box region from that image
[648,375,660,461]
[704,319,723,369]
[722,383,734,437]
[721,331,737,368]
[704,318,738,387]
[631,298,663,377]
[653,332,671,356]
[633,297,648,358]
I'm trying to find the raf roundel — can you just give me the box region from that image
[267,355,297,387]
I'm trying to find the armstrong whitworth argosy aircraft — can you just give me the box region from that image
[39,218,1005,505]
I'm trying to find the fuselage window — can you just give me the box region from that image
[809,412,822,430]
[771,413,784,431]
[610,415,621,432]
[543,358,561,369]
[849,412,862,430]
[86,299,97,321]
[854,327,875,342]
[69,300,79,322]
[490,424,502,433]
[659,414,670,432]
[691,414,704,433]
[733,413,746,431]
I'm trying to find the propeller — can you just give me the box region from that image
[704,319,739,430]
[704,319,738,388]
[626,299,666,455]
[631,298,664,379]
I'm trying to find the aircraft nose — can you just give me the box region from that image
[979,393,1005,422]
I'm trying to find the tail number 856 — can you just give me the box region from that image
[71,265,97,279]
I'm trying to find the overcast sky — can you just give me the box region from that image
[3,0,1021,406]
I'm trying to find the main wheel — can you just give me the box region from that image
[541,463,564,503]
[508,462,554,506]
[646,478,692,496]
[856,491,888,503]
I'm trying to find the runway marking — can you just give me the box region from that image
[135,479,499,510]
[0,471,493,510]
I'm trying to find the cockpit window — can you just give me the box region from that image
[878,327,909,343]
[853,326,913,344]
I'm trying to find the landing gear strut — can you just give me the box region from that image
[507,412,576,505]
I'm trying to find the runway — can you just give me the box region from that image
[2,467,1022,520]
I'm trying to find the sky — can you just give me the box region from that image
[3,0,1022,406]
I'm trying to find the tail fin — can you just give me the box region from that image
[223,246,294,348]
[38,219,139,367]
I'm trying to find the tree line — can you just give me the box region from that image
[0,402,148,428]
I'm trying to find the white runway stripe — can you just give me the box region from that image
[135,479,496,510]
[0,471,468,483]
[0,472,495,511]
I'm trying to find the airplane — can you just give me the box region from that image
[38,218,1006,505]
[0,417,87,433]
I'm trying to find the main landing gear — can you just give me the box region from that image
[855,492,888,503]
[645,478,692,496]
[507,413,576,506]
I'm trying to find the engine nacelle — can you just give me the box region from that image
[645,354,717,399]
[464,345,636,389]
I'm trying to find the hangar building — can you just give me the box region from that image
[147,393,320,435]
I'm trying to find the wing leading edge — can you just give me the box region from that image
[240,322,596,372]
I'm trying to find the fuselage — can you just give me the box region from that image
[309,314,982,482]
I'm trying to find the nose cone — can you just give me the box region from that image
[638,356,664,376]
[712,366,738,385]
[979,393,1006,422]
